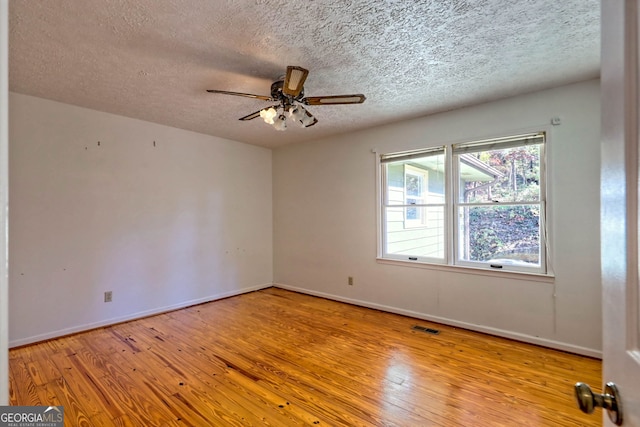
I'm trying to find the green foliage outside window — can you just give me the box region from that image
[462,145,542,264]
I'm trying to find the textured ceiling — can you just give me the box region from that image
[9,0,600,149]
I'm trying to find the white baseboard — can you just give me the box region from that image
[9,283,273,348]
[273,282,602,359]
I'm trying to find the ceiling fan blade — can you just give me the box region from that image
[238,104,280,121]
[303,94,366,105]
[206,89,273,102]
[238,110,262,121]
[282,66,309,97]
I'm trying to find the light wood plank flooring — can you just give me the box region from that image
[9,287,601,426]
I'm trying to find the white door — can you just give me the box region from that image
[600,0,640,425]
[0,0,9,406]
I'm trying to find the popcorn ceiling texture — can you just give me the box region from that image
[9,0,599,148]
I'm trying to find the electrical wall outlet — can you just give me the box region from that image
[104,291,113,302]
[348,276,354,286]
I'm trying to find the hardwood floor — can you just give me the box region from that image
[9,287,601,426]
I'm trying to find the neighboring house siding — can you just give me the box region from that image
[386,163,445,258]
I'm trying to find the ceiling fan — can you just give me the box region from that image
[207,66,366,131]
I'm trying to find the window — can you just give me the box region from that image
[379,132,547,274]
[381,147,446,262]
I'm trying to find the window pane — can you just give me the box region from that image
[458,205,540,266]
[385,154,445,205]
[458,144,541,203]
[405,173,423,197]
[406,205,420,221]
[385,205,445,259]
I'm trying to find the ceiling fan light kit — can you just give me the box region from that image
[207,65,365,131]
[259,107,278,124]
[272,113,287,131]
[287,105,304,121]
[257,104,314,131]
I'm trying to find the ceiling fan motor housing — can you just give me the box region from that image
[271,79,303,102]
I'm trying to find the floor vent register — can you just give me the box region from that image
[411,325,440,335]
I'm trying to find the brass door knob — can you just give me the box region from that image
[574,382,623,425]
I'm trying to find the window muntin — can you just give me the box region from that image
[380,132,547,275]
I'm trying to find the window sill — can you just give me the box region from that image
[375,257,555,283]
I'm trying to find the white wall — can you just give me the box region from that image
[8,79,601,357]
[9,93,273,347]
[273,79,602,356]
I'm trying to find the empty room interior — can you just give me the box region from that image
[2,1,613,426]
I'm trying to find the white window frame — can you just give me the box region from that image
[452,133,546,274]
[379,147,447,264]
[377,131,550,276]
